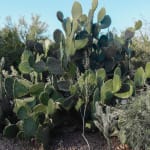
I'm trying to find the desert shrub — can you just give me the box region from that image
[118,89,150,150]
[131,35,150,68]
[130,19,150,69]
[0,15,48,69]
[0,23,23,68]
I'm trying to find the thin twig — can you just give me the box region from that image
[81,76,90,150]
[81,103,90,150]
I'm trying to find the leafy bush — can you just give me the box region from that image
[130,20,150,69]
[0,15,48,69]
[0,23,23,68]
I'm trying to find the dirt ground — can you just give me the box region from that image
[0,130,121,150]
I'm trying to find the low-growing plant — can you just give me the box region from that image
[118,89,150,150]
[94,102,122,150]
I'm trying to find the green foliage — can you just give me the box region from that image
[131,25,150,68]
[0,15,48,68]
[0,20,23,68]
[134,20,142,30]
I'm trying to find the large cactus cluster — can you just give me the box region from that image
[53,0,111,70]
[0,0,149,149]
[53,0,142,74]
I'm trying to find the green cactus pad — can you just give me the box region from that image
[57,11,64,22]
[44,83,54,95]
[17,106,28,120]
[97,7,106,23]
[4,77,14,98]
[145,62,150,79]
[53,29,64,43]
[3,124,19,138]
[114,84,133,99]
[112,74,121,93]
[39,91,49,105]
[71,1,82,19]
[13,79,31,98]
[134,67,146,87]
[100,15,111,29]
[29,83,45,96]
[101,79,113,103]
[46,57,64,75]
[19,62,34,74]
[93,87,100,102]
[57,80,70,92]
[47,99,56,115]
[33,104,47,114]
[74,38,88,50]
[23,117,38,137]
[21,50,33,62]
[33,60,46,73]
[66,18,72,36]
[92,0,98,11]
[96,68,106,81]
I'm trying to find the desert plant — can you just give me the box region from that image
[54,0,142,79]
[94,101,122,150]
[133,62,150,94]
[0,57,5,121]
[3,79,63,149]
[118,90,150,150]
[55,0,112,71]
[131,20,150,69]
[0,15,49,69]
[0,58,17,132]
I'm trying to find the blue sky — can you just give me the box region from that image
[0,0,150,37]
